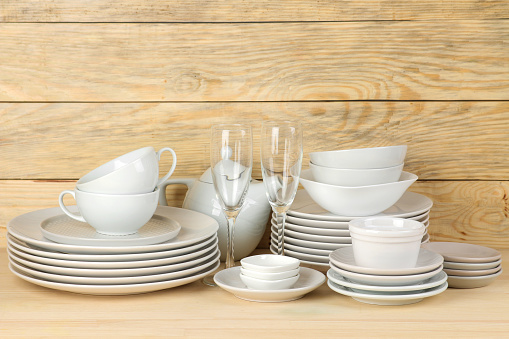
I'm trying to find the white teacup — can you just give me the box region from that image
[58,188,159,235]
[76,147,177,194]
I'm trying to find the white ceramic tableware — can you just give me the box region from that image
[58,188,159,235]
[447,269,503,289]
[349,217,425,269]
[271,224,351,243]
[443,264,501,277]
[269,244,330,268]
[214,266,325,302]
[309,145,407,169]
[77,147,177,194]
[240,254,300,273]
[299,170,418,217]
[240,267,299,281]
[310,162,403,186]
[443,258,502,270]
[421,241,502,263]
[240,273,300,290]
[271,218,350,236]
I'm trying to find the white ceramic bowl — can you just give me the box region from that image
[299,169,418,216]
[240,273,300,290]
[348,217,425,269]
[240,267,300,281]
[309,162,404,186]
[77,147,177,194]
[309,145,407,169]
[240,254,300,273]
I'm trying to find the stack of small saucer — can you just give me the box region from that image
[422,242,503,289]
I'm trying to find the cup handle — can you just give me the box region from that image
[158,178,195,206]
[156,147,177,188]
[58,190,86,222]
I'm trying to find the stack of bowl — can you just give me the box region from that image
[422,242,503,289]
[239,254,300,290]
[327,217,447,305]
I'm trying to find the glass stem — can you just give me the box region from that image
[274,211,286,256]
[224,213,238,269]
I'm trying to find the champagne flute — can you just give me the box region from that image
[261,121,303,255]
[210,124,253,269]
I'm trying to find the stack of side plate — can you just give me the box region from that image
[7,206,220,295]
[270,190,433,267]
[327,247,447,305]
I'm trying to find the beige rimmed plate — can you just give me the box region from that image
[271,218,350,236]
[447,269,503,289]
[443,264,501,277]
[443,258,502,270]
[270,225,351,244]
[421,242,501,263]
[269,244,330,267]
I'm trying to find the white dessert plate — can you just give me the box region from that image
[329,262,444,286]
[330,247,443,276]
[214,266,325,302]
[40,214,181,247]
[276,238,333,257]
[281,233,351,251]
[443,264,501,277]
[9,260,220,295]
[421,242,502,263]
[269,245,329,267]
[328,279,448,306]
[7,233,217,262]
[271,218,350,236]
[327,269,448,292]
[7,237,218,270]
[285,214,349,229]
[270,225,351,244]
[269,241,329,264]
[288,190,432,221]
[443,258,502,270]
[8,245,219,278]
[9,250,220,285]
[447,269,502,289]
[7,206,218,254]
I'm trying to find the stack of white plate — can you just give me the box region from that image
[6,206,220,295]
[270,190,432,267]
[422,242,503,289]
[327,247,447,305]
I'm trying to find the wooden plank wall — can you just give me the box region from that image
[1,1,508,248]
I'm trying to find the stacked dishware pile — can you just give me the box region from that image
[7,147,221,295]
[328,217,447,305]
[422,242,502,289]
[270,146,432,267]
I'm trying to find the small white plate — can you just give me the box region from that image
[421,242,502,263]
[270,225,351,244]
[447,269,503,289]
[270,242,329,264]
[40,214,181,247]
[9,260,220,295]
[280,233,351,251]
[327,269,448,292]
[288,190,433,222]
[214,266,325,302]
[443,264,501,277]
[276,239,333,257]
[271,218,350,236]
[329,247,444,276]
[443,258,502,270]
[329,263,444,286]
[328,279,448,306]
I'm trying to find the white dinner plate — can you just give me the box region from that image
[276,238,334,257]
[269,240,329,263]
[329,247,444,276]
[271,218,350,237]
[329,263,444,286]
[9,260,220,295]
[7,233,217,262]
[288,190,433,221]
[7,237,218,270]
[214,266,325,302]
[327,269,448,292]
[7,206,218,254]
[328,279,448,306]
[40,214,181,247]
[269,244,330,267]
[279,233,352,251]
[447,269,503,289]
[270,225,351,244]
[9,250,220,285]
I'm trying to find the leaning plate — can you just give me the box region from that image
[214,266,325,302]
[328,279,448,306]
[40,214,181,247]
[7,206,218,254]
[329,247,444,276]
[9,259,220,295]
[421,242,502,263]
[288,190,432,221]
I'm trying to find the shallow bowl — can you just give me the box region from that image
[240,254,300,273]
[310,162,403,186]
[240,273,300,290]
[240,267,300,281]
[309,145,407,169]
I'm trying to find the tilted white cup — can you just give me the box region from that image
[58,188,159,235]
[76,147,177,194]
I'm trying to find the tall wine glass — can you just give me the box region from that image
[261,121,303,255]
[210,124,253,269]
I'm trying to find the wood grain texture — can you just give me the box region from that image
[2,1,509,22]
[1,101,509,180]
[2,180,509,248]
[0,21,508,101]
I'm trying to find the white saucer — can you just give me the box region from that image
[329,247,444,276]
[7,206,218,254]
[9,260,220,295]
[447,269,503,289]
[288,190,433,221]
[271,218,350,236]
[327,269,448,292]
[40,214,181,247]
[328,279,448,305]
[214,266,325,302]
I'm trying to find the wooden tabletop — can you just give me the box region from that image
[0,228,507,338]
